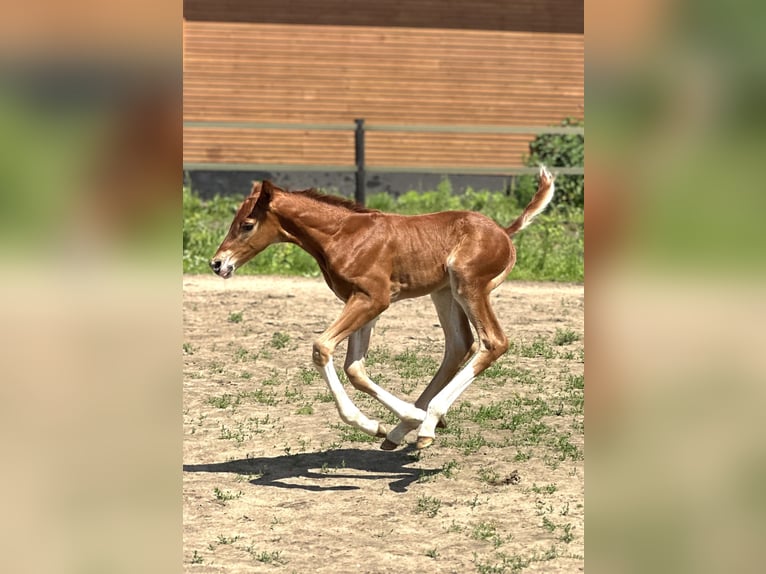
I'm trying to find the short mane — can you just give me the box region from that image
[295,188,378,214]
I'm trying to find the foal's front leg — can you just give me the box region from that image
[344,321,426,431]
[312,294,391,438]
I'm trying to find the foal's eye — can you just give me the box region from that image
[241,222,254,232]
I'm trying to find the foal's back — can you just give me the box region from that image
[337,209,515,301]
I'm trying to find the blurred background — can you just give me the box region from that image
[587,0,766,572]
[0,2,179,573]
[2,0,766,572]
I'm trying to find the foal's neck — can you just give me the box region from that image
[272,191,355,261]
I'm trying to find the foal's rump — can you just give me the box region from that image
[382,210,514,300]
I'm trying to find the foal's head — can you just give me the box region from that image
[210,180,280,278]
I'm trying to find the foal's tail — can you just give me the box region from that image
[506,166,556,237]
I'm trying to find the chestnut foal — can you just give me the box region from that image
[210,167,555,449]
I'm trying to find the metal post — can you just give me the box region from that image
[354,118,366,205]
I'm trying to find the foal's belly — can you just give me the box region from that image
[389,268,450,302]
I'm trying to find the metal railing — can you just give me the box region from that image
[183,119,584,204]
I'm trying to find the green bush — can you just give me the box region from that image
[183,184,583,282]
[514,117,584,208]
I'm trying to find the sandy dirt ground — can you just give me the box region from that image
[183,275,584,573]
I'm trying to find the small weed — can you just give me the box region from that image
[478,466,500,485]
[213,487,242,502]
[296,403,314,415]
[270,516,284,529]
[441,459,460,478]
[239,389,278,406]
[314,391,335,403]
[542,515,556,532]
[246,546,286,565]
[512,336,555,359]
[474,551,529,574]
[208,360,225,374]
[467,494,481,509]
[415,495,442,518]
[183,342,194,355]
[394,349,439,379]
[426,548,440,559]
[446,520,464,533]
[190,550,203,564]
[228,311,243,323]
[299,366,319,385]
[553,327,580,346]
[472,521,499,542]
[233,346,254,362]
[270,331,291,349]
[514,450,532,462]
[331,423,376,443]
[559,523,574,543]
[216,534,240,545]
[531,483,558,495]
[208,394,240,409]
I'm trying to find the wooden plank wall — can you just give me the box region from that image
[184,3,583,170]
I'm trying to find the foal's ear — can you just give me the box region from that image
[257,180,275,208]
[247,180,274,218]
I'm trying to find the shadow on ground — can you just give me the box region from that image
[183,447,440,493]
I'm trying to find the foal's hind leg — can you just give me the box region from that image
[416,287,509,449]
[415,289,477,415]
[344,320,426,431]
[381,288,475,450]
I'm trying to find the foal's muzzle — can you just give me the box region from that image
[210,258,234,278]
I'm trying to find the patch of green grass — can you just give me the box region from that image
[246,547,286,565]
[233,346,255,362]
[213,487,242,502]
[444,429,491,455]
[227,311,243,324]
[270,331,291,349]
[207,360,225,374]
[474,551,530,574]
[542,515,556,532]
[531,483,558,495]
[183,342,194,355]
[365,346,392,366]
[393,349,439,379]
[415,495,442,518]
[478,465,500,485]
[472,521,508,548]
[511,336,556,359]
[441,459,460,478]
[426,548,440,559]
[216,535,241,545]
[239,389,278,406]
[296,403,314,415]
[559,523,575,543]
[331,423,376,443]
[190,550,204,564]
[553,328,580,346]
[314,391,335,403]
[299,366,319,385]
[208,393,240,409]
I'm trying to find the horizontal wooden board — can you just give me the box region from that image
[184,0,583,34]
[184,20,582,169]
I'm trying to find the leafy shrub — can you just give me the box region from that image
[514,117,584,208]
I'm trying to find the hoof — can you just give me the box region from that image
[437,416,447,429]
[375,423,389,438]
[380,438,399,451]
[416,436,434,450]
